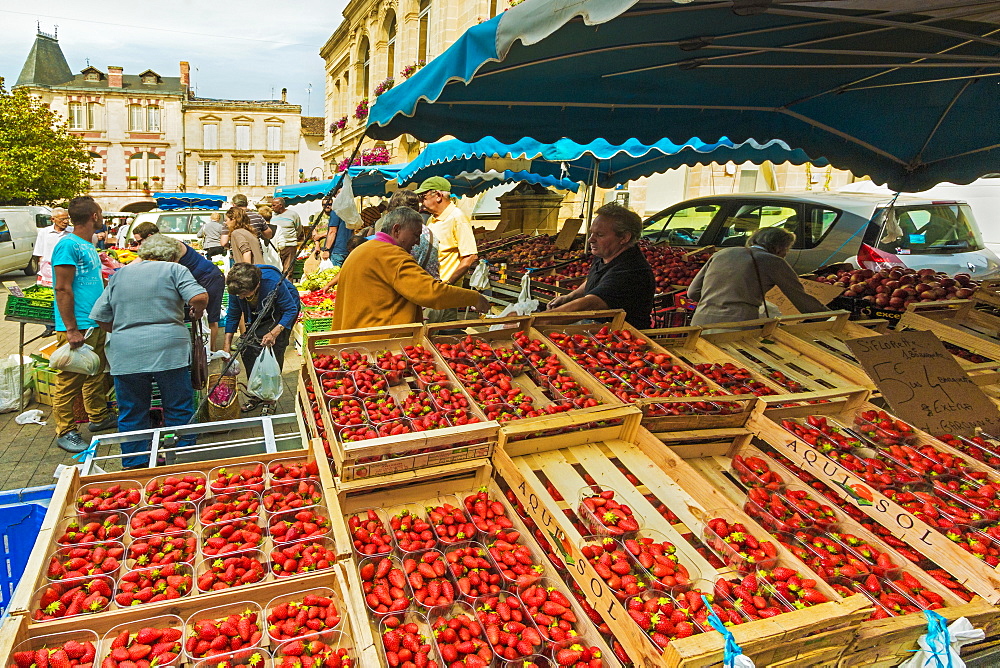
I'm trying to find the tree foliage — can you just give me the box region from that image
[0,77,94,205]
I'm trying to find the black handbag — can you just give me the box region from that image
[190,319,208,390]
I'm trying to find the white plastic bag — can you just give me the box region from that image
[469,260,490,291]
[332,175,363,230]
[489,271,538,328]
[318,259,335,271]
[899,614,984,668]
[50,339,101,376]
[261,240,283,270]
[247,347,283,401]
[15,409,46,425]
[0,355,33,413]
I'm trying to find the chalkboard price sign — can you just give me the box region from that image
[845,329,1000,437]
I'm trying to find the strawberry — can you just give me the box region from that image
[580,489,641,536]
[145,473,208,505]
[359,556,410,616]
[186,610,260,659]
[270,539,336,576]
[268,507,331,544]
[268,459,319,483]
[75,483,141,513]
[197,553,265,591]
[210,463,265,493]
[266,591,341,641]
[348,509,393,556]
[56,512,127,546]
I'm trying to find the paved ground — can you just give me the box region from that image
[0,271,304,491]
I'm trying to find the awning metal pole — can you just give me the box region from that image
[584,157,599,234]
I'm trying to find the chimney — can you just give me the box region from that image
[179,61,190,88]
[108,66,123,88]
[281,87,287,103]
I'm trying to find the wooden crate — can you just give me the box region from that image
[425,314,639,430]
[531,311,759,431]
[0,563,379,667]
[898,306,1000,389]
[667,315,876,404]
[493,425,872,667]
[748,403,1000,604]
[328,462,624,667]
[6,445,338,622]
[639,317,872,411]
[705,443,1000,667]
[302,325,500,480]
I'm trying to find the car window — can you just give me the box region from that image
[643,203,721,245]
[800,207,841,248]
[0,219,10,243]
[156,214,190,234]
[715,204,798,247]
[189,214,213,234]
[873,204,984,255]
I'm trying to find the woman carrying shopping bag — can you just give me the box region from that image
[222,263,300,415]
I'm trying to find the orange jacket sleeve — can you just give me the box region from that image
[391,252,481,310]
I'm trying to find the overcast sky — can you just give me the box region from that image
[0,0,345,116]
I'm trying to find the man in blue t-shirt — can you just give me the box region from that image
[51,196,115,453]
[318,196,351,266]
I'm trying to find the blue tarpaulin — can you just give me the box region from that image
[368,1,1000,192]
[152,193,227,210]
[397,137,826,189]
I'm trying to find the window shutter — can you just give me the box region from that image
[278,162,287,185]
[196,162,205,187]
[249,162,256,186]
[209,162,218,186]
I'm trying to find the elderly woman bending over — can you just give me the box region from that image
[688,227,828,327]
[90,234,208,469]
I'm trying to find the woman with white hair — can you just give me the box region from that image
[90,234,209,469]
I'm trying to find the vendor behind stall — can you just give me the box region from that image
[546,203,655,328]
[687,227,827,326]
[331,207,488,331]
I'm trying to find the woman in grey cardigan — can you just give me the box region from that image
[688,227,827,327]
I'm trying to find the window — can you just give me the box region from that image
[359,37,370,96]
[385,14,396,81]
[802,207,840,248]
[237,161,251,186]
[266,126,281,152]
[198,161,217,187]
[146,105,160,132]
[87,103,98,130]
[236,125,251,151]
[155,214,190,234]
[84,71,100,82]
[644,203,722,246]
[128,152,160,184]
[418,0,430,63]
[0,220,10,244]
[128,104,144,131]
[715,204,798,248]
[68,102,85,130]
[265,162,281,186]
[867,204,985,255]
[189,214,213,235]
[203,124,218,150]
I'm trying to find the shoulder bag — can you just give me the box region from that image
[747,247,771,318]
[190,318,208,390]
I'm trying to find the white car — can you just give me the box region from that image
[642,191,1000,278]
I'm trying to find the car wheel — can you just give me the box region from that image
[23,256,38,276]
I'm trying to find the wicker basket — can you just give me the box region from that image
[206,374,240,422]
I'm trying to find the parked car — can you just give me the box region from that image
[125,208,218,246]
[0,206,51,276]
[641,192,1000,278]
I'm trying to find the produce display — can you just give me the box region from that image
[812,267,979,309]
[297,268,340,292]
[18,305,1000,668]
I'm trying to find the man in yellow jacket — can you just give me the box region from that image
[331,207,488,331]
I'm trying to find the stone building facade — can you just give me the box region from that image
[15,30,324,211]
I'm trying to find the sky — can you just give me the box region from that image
[0,0,346,116]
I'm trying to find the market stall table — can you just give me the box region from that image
[4,315,54,411]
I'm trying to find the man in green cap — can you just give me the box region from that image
[415,176,480,323]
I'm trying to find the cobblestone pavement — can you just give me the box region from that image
[0,271,303,491]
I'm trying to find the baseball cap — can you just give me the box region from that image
[414,176,452,195]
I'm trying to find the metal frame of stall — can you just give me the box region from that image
[76,413,303,475]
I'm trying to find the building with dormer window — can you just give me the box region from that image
[15,29,325,212]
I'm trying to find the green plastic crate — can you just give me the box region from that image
[4,286,55,321]
[303,316,334,333]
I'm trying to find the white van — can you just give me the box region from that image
[0,206,52,276]
[125,208,218,247]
